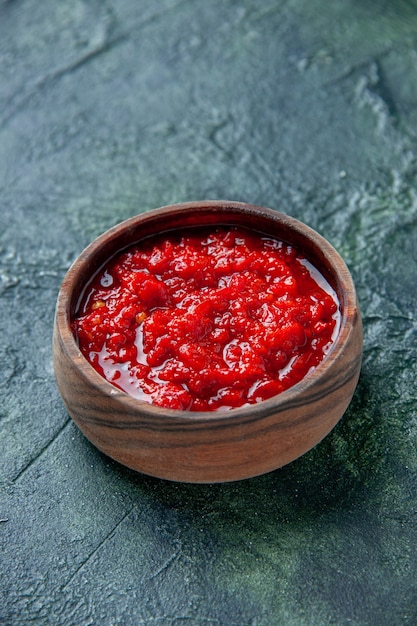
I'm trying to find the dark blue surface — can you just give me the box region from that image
[1,1,417,624]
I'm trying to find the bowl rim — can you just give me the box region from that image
[55,200,360,425]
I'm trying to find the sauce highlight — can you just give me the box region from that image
[72,227,340,411]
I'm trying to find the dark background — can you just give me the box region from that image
[1,1,417,624]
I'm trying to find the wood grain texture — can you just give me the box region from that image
[53,201,363,483]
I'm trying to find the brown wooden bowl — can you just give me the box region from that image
[53,201,362,483]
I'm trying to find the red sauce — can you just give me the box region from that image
[72,227,340,411]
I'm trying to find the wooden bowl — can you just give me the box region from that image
[53,201,362,483]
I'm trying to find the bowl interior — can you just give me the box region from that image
[59,200,359,421]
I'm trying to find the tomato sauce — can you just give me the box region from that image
[72,227,340,411]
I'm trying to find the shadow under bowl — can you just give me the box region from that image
[53,201,363,483]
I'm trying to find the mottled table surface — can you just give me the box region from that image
[2,1,417,624]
